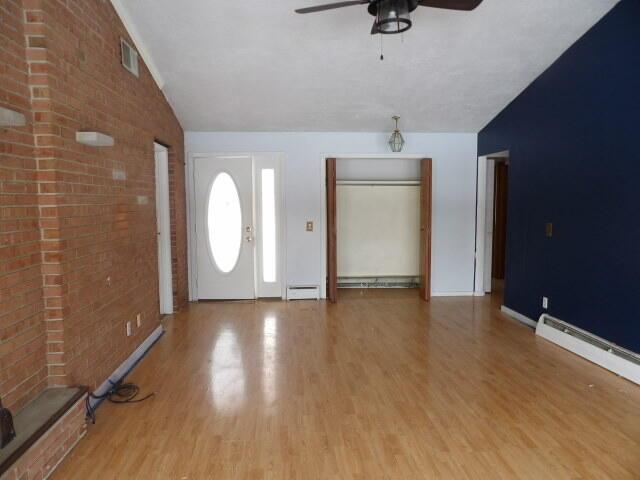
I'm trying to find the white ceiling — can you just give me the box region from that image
[118,0,618,132]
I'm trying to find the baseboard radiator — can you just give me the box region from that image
[286,285,320,300]
[338,276,419,289]
[536,314,640,385]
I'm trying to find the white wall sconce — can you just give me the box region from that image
[0,106,26,127]
[75,131,115,147]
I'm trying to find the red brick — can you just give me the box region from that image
[2,396,87,480]
[0,0,187,434]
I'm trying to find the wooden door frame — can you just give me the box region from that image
[419,158,432,301]
[323,155,432,303]
[491,161,508,280]
[326,158,338,302]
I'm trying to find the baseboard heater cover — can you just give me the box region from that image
[536,314,640,385]
[87,325,164,411]
[338,276,419,289]
[287,285,320,300]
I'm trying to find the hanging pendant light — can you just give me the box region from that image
[388,116,405,152]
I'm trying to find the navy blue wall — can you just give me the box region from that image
[478,0,640,353]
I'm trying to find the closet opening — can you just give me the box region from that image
[325,156,432,303]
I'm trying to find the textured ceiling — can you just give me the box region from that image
[118,0,618,132]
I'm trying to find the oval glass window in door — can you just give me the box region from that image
[207,172,242,273]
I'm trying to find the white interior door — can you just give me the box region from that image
[195,155,255,299]
[155,143,174,314]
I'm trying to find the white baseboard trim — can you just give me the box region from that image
[536,315,640,385]
[431,291,475,297]
[88,324,164,410]
[500,305,538,328]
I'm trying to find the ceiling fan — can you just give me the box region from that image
[295,0,483,35]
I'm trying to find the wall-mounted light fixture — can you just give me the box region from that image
[76,131,114,147]
[0,106,26,127]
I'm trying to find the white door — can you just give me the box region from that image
[155,143,174,313]
[195,155,255,299]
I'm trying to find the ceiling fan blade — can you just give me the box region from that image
[370,19,379,35]
[418,0,483,11]
[295,0,367,14]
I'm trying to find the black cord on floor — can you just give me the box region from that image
[85,378,155,424]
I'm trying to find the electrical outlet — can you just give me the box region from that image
[542,297,549,309]
[306,221,314,232]
[136,313,141,327]
[126,321,132,337]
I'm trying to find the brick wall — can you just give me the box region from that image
[0,0,48,412]
[0,394,87,480]
[0,0,187,409]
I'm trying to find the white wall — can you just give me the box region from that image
[337,157,421,181]
[186,132,478,296]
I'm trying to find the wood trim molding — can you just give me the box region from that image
[419,158,432,301]
[326,158,337,303]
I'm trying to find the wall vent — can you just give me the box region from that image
[536,314,640,385]
[286,285,320,301]
[120,38,139,77]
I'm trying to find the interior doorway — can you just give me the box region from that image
[325,156,432,303]
[475,151,509,300]
[154,142,174,314]
[490,160,508,288]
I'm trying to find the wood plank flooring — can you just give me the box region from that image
[51,290,640,479]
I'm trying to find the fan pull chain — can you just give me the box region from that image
[380,34,384,61]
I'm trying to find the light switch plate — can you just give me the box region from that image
[306,221,314,232]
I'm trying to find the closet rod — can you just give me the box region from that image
[336,180,421,186]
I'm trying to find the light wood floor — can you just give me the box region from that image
[52,290,640,479]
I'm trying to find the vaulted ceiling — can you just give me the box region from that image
[116,0,618,132]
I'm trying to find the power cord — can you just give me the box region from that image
[85,378,155,424]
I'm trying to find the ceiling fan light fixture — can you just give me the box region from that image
[376,0,412,34]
